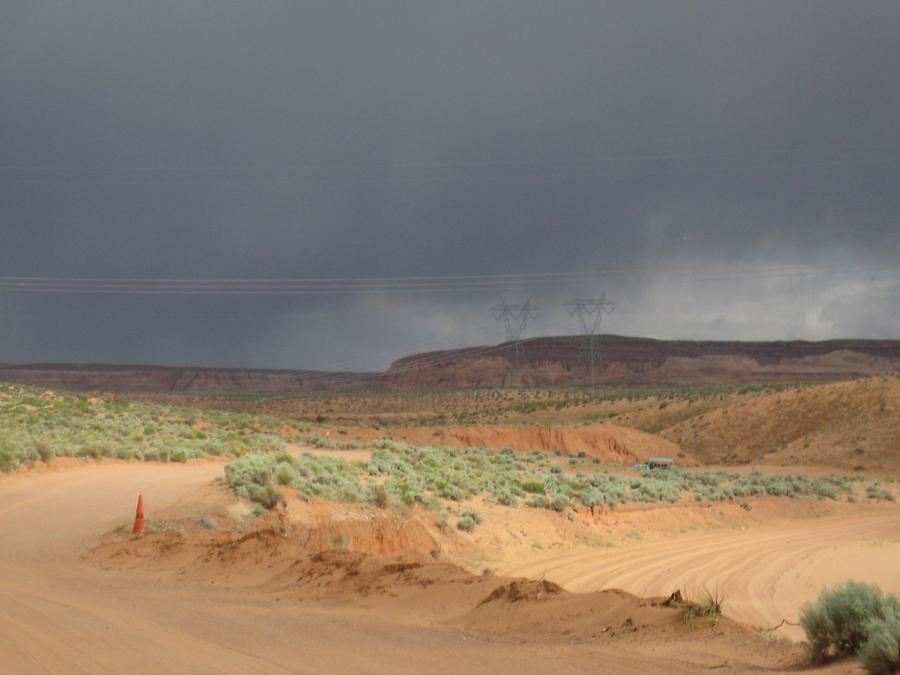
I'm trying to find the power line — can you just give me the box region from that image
[1,263,897,295]
[0,270,607,284]
[0,157,896,186]
[491,298,540,375]
[565,292,616,386]
[1,142,896,172]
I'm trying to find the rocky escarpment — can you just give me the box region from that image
[382,335,900,388]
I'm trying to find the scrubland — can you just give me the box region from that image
[0,382,301,471]
[2,375,899,673]
[225,441,895,516]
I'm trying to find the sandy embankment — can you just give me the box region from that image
[0,461,816,673]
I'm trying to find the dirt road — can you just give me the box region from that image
[502,509,900,640]
[0,462,616,674]
[0,461,737,674]
[0,461,883,673]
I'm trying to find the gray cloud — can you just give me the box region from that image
[1,1,898,369]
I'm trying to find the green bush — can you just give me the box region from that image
[866,485,896,502]
[32,440,55,463]
[493,489,518,506]
[247,483,285,510]
[520,480,545,494]
[460,510,482,525]
[456,515,476,531]
[801,581,900,670]
[859,601,900,675]
[0,448,18,473]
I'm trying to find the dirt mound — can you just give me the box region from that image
[91,526,754,646]
[477,579,564,605]
[463,583,699,641]
[282,501,445,560]
[660,375,900,469]
[92,528,463,599]
[376,423,689,466]
[94,502,447,578]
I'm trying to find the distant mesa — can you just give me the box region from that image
[381,335,900,388]
[2,335,899,392]
[0,363,375,393]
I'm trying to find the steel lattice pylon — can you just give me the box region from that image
[564,292,616,386]
[491,298,540,371]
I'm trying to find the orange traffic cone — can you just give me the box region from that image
[132,494,145,534]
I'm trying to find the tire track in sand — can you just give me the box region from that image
[501,510,900,639]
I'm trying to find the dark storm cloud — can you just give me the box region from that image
[1,1,898,369]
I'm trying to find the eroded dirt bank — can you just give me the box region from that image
[350,422,690,465]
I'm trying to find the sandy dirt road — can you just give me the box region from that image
[1,461,790,675]
[502,509,900,641]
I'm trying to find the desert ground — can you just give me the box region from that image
[1,376,898,673]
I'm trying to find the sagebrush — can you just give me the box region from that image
[800,580,900,674]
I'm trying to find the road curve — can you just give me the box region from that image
[501,509,900,640]
[0,461,707,674]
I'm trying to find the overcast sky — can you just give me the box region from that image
[1,1,898,370]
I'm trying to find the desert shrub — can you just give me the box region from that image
[866,485,896,502]
[0,448,18,473]
[460,510,482,524]
[859,600,900,675]
[456,515,476,531]
[370,484,389,508]
[272,461,296,486]
[31,439,55,463]
[493,488,518,506]
[683,587,725,625]
[520,480,545,494]
[303,434,361,451]
[435,480,465,501]
[83,443,108,459]
[391,480,428,507]
[225,454,276,491]
[800,581,898,664]
[525,494,550,509]
[247,483,285,510]
[546,493,572,512]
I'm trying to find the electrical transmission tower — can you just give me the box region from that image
[564,292,616,386]
[491,299,540,372]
